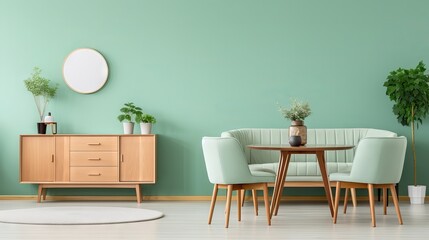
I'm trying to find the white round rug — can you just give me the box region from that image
[0,206,163,225]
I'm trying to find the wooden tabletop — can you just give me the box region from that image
[247,144,354,152]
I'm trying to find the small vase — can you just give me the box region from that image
[289,120,307,145]
[37,122,47,134]
[289,135,302,147]
[140,123,152,134]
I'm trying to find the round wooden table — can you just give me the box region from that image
[247,144,354,218]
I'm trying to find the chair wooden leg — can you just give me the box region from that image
[237,187,241,222]
[368,184,376,227]
[351,188,357,207]
[252,189,258,216]
[225,185,233,228]
[262,184,271,225]
[333,182,341,224]
[208,184,218,225]
[343,188,349,214]
[383,187,387,215]
[241,189,246,207]
[390,184,403,225]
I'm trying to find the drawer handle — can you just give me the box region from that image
[88,173,101,176]
[88,143,101,146]
[51,154,55,163]
[88,158,101,161]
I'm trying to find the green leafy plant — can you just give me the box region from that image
[384,61,429,186]
[279,99,311,122]
[136,113,157,124]
[117,102,143,123]
[24,67,59,121]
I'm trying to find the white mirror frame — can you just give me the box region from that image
[63,48,109,94]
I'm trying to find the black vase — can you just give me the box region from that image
[37,122,47,134]
[289,135,302,147]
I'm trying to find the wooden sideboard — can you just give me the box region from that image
[20,134,156,203]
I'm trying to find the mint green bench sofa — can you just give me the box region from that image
[221,128,397,193]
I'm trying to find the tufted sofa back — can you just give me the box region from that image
[221,128,397,176]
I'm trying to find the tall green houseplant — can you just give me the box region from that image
[383,61,429,186]
[24,67,58,122]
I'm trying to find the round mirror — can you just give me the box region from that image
[63,48,109,94]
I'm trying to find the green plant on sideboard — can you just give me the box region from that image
[24,67,58,122]
[117,102,143,123]
[383,61,429,186]
[136,113,157,124]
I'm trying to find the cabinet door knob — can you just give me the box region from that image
[88,158,101,161]
[88,173,101,176]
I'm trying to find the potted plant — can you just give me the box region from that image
[24,67,58,134]
[384,61,429,204]
[136,113,157,134]
[117,102,143,134]
[279,99,311,145]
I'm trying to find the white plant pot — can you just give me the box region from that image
[122,122,134,134]
[140,123,152,134]
[408,185,426,204]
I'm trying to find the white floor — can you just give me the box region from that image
[0,199,427,240]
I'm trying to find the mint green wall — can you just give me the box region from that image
[1,0,429,196]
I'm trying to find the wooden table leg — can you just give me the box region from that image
[271,152,291,217]
[316,151,334,217]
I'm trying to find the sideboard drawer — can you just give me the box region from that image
[70,137,118,151]
[70,152,118,167]
[70,167,118,182]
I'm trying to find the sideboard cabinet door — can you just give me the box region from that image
[20,136,55,182]
[120,135,156,182]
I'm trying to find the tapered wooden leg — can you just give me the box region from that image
[390,184,403,225]
[316,151,334,217]
[37,185,43,203]
[274,153,291,217]
[333,182,341,224]
[383,187,387,215]
[42,188,47,201]
[241,189,246,207]
[237,188,241,222]
[262,184,271,226]
[252,189,258,216]
[351,188,357,207]
[343,188,349,214]
[271,152,287,218]
[208,184,218,224]
[135,184,142,203]
[368,184,376,227]
[225,185,233,228]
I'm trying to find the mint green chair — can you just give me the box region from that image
[330,137,407,227]
[202,137,276,228]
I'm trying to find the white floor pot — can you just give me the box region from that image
[122,122,134,134]
[140,123,152,134]
[408,185,426,204]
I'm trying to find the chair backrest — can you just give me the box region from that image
[202,137,254,184]
[349,137,407,184]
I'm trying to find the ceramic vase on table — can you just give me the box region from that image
[289,120,307,145]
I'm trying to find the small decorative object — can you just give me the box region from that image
[384,61,429,204]
[279,99,311,145]
[117,102,143,134]
[44,112,54,123]
[136,113,157,134]
[289,135,302,147]
[24,67,58,134]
